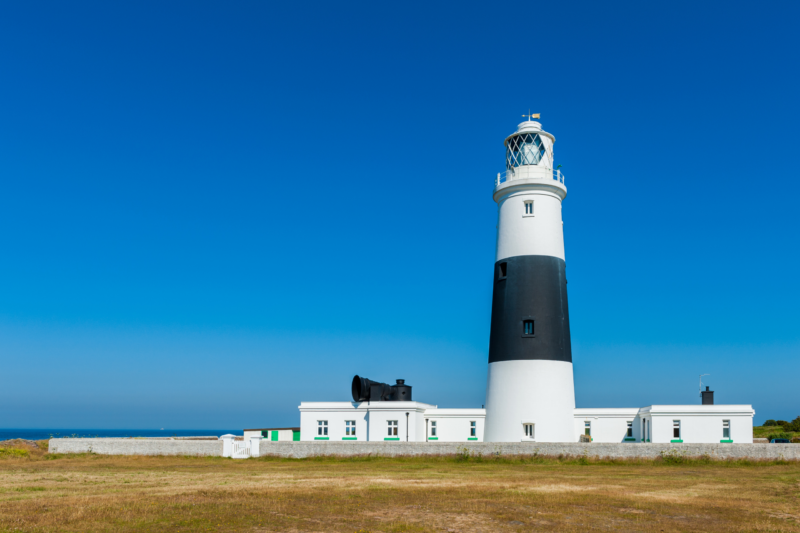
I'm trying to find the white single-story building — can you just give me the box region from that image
[298,402,753,443]
[299,402,485,442]
[575,405,754,444]
[243,427,300,441]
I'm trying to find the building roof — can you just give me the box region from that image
[243,427,300,431]
[574,405,755,417]
[299,401,437,410]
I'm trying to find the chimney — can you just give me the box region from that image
[701,386,714,405]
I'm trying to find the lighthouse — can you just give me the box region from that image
[483,116,575,443]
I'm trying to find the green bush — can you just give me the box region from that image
[0,448,29,458]
[776,420,790,427]
[786,416,800,433]
[763,420,778,426]
[768,432,793,441]
[659,449,688,464]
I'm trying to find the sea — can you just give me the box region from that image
[0,429,239,441]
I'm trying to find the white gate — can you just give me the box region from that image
[231,440,251,459]
[221,435,262,459]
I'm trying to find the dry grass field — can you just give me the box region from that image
[1,440,799,532]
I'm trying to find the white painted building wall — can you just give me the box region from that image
[645,405,754,444]
[297,402,750,444]
[494,189,566,261]
[574,409,640,443]
[424,409,484,442]
[298,402,485,442]
[485,360,575,442]
[364,403,427,442]
[575,406,754,444]
[299,402,372,441]
[243,429,297,441]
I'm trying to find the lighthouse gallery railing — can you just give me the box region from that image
[495,168,565,187]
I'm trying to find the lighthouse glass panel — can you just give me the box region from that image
[506,133,546,170]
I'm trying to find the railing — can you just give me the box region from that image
[495,167,565,187]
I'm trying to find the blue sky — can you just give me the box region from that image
[1,1,798,429]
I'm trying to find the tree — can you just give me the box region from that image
[763,420,778,426]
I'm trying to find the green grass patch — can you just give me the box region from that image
[0,448,29,458]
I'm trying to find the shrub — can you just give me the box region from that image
[776,420,790,427]
[0,448,29,458]
[792,437,800,444]
[455,447,471,462]
[786,417,800,433]
[763,420,778,426]
[659,449,687,465]
[768,432,793,441]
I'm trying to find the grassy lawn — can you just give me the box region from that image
[1,440,799,532]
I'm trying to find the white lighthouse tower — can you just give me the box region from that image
[484,116,575,443]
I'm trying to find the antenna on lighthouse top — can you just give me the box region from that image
[522,111,540,121]
[699,374,710,397]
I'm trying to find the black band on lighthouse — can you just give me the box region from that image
[488,255,572,364]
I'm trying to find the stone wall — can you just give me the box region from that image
[257,441,800,460]
[48,438,799,460]
[49,438,221,456]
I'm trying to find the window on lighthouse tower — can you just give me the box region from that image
[497,262,507,281]
[524,201,533,215]
[523,320,534,336]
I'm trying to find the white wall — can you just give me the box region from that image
[424,409,485,442]
[485,360,575,442]
[299,403,370,441]
[298,403,753,444]
[244,429,296,441]
[648,407,754,444]
[573,409,640,443]
[495,190,565,262]
[575,406,754,444]
[298,402,484,442]
[299,402,433,442]
[366,406,422,442]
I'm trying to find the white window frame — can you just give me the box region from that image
[388,420,398,436]
[523,423,535,440]
[470,421,476,437]
[345,420,356,436]
[430,420,437,437]
[673,420,681,440]
[722,420,730,440]
[317,420,328,436]
[626,421,633,438]
[523,200,534,217]
[584,421,591,436]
